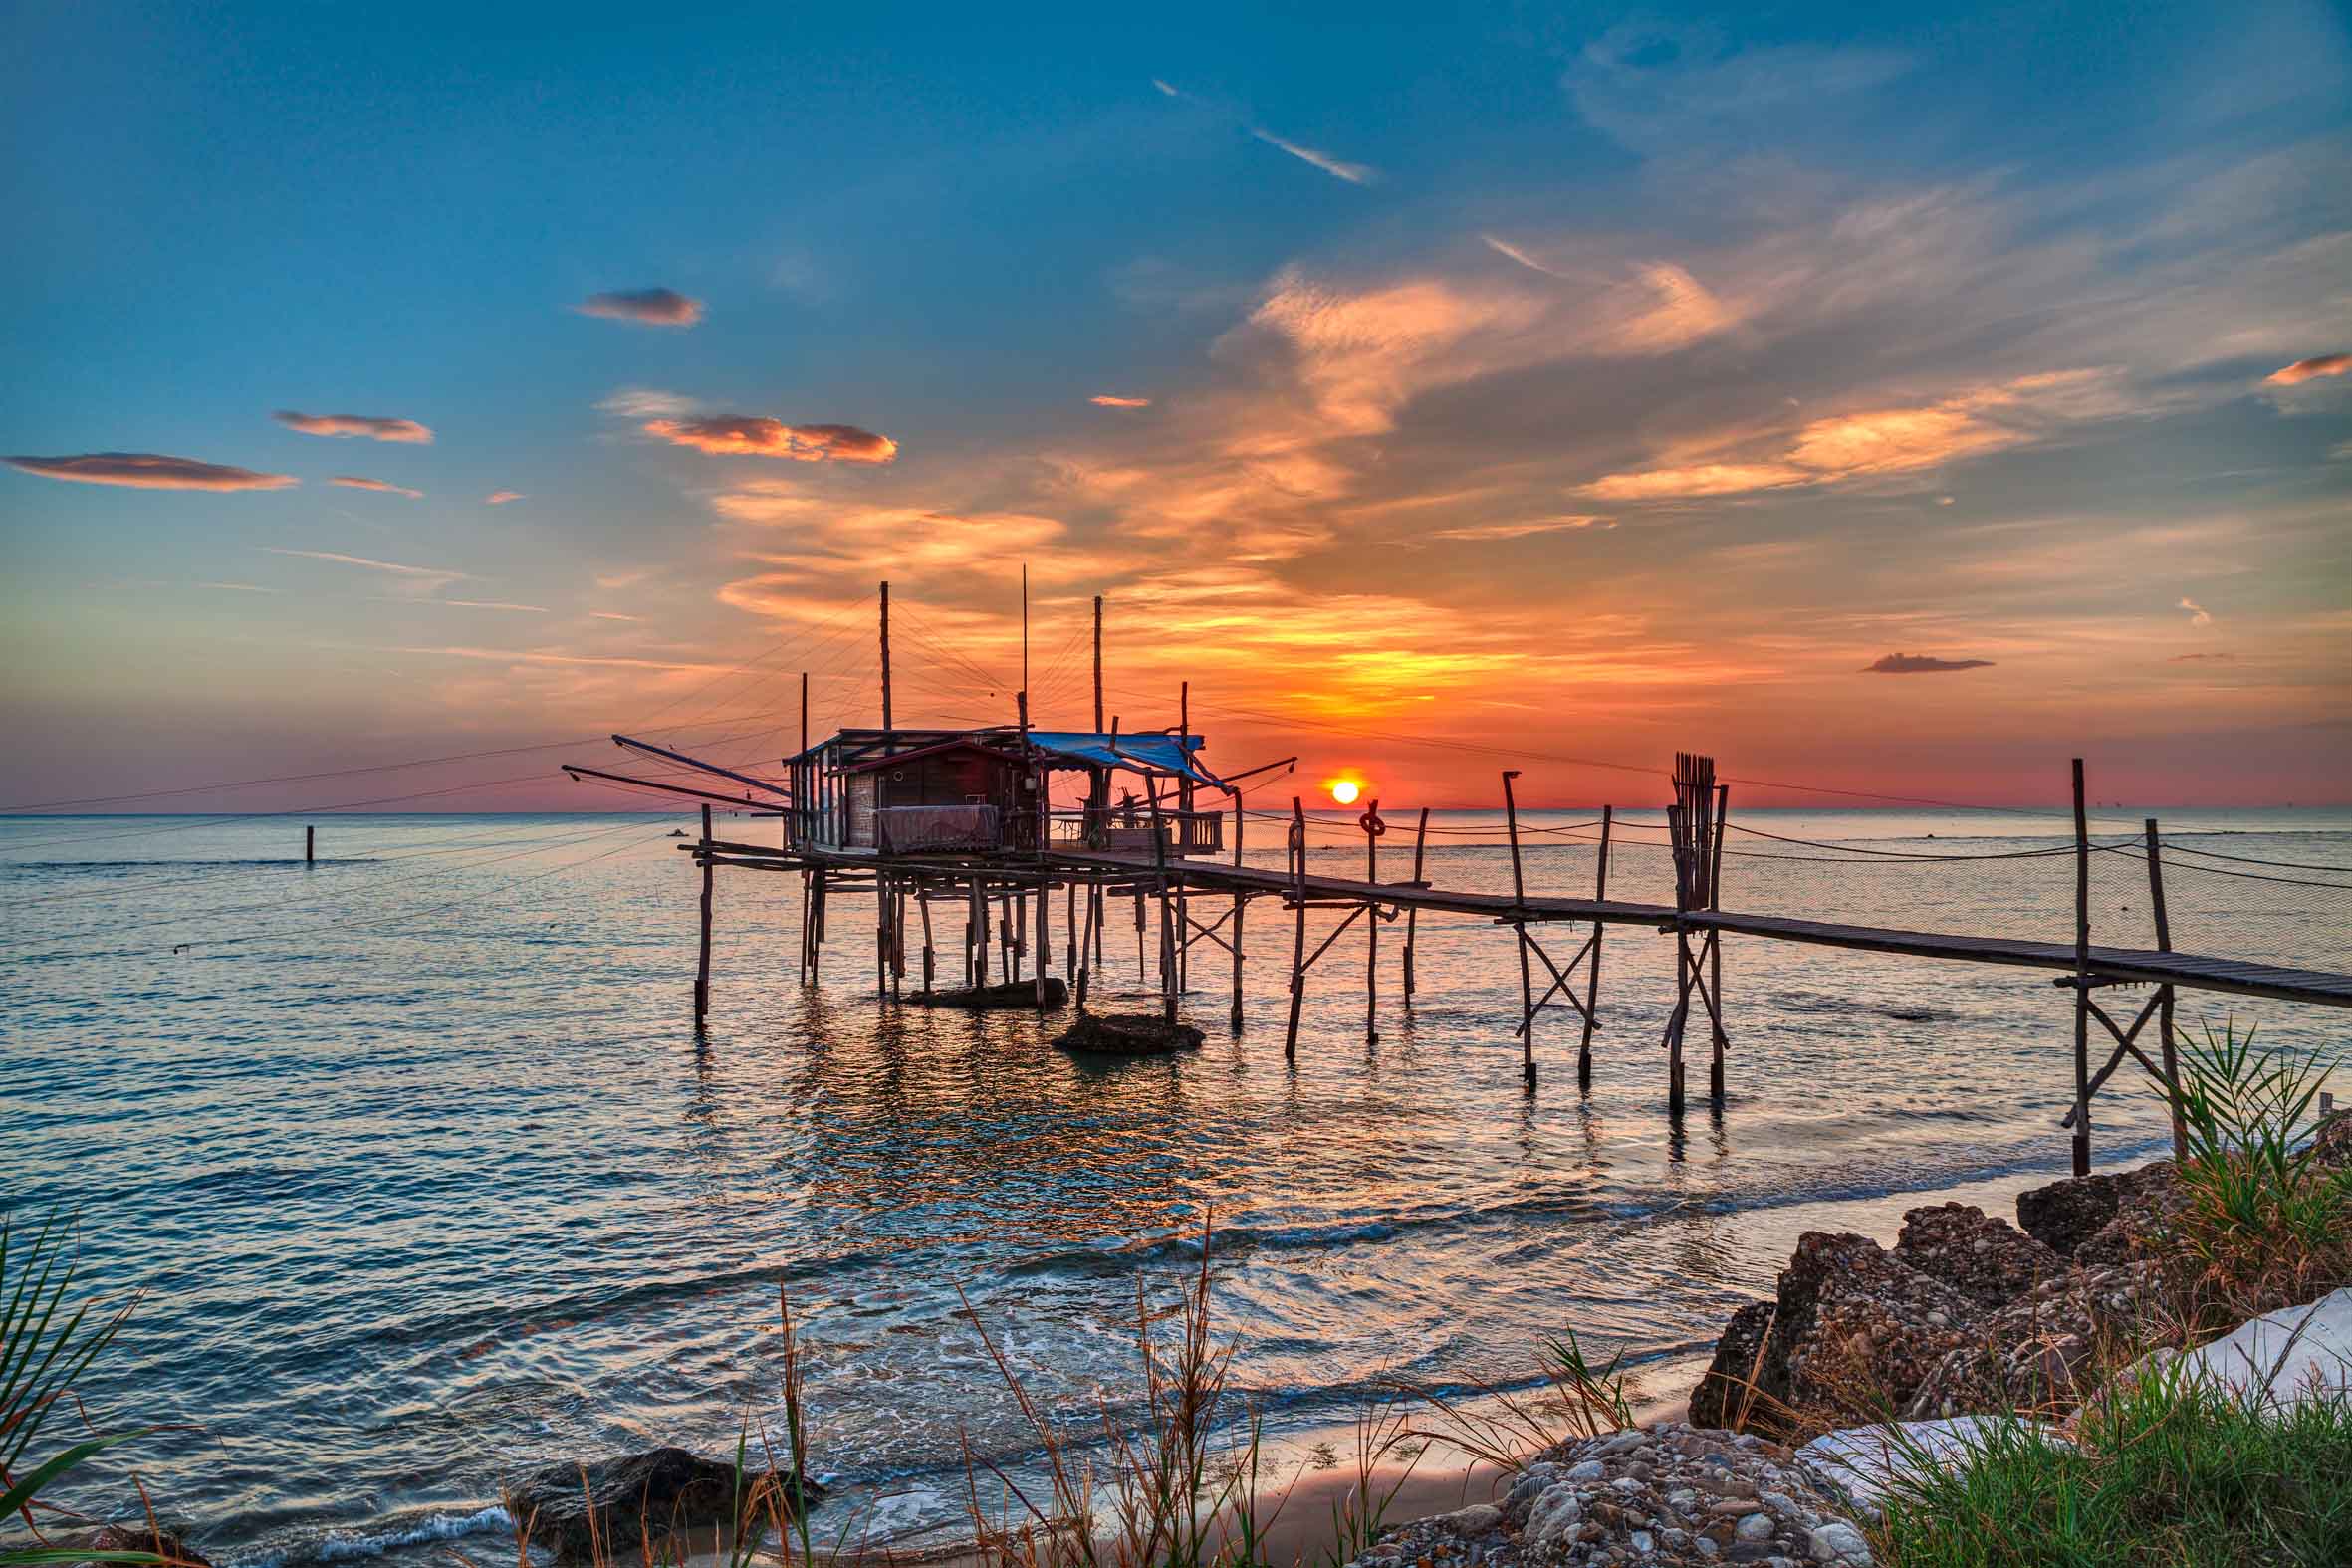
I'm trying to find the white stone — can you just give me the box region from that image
[2145,1287,2352,1415]
[1807,1520,1872,1564]
[1735,1512,1774,1542]
[1629,1531,1655,1553]
[1565,1458,1606,1481]
[1523,1483,1583,1550]
[1796,1417,2060,1517]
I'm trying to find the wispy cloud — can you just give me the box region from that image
[198,581,281,593]
[485,490,526,505]
[1151,78,1183,99]
[1481,234,1570,278]
[2170,651,2235,663]
[1248,127,1376,185]
[5,452,299,491]
[440,599,549,613]
[261,547,466,581]
[2265,352,2349,385]
[590,610,643,622]
[642,416,899,464]
[2178,595,2214,626]
[1579,370,2120,500]
[1090,394,1151,408]
[331,475,422,499]
[597,387,699,419]
[1862,652,1995,673]
[273,410,433,443]
[1427,516,1610,541]
[576,287,705,327]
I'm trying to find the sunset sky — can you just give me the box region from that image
[4,2,2348,811]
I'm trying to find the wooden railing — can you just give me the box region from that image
[1048,807,1224,857]
[875,803,1002,855]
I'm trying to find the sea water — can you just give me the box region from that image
[3,807,2344,1563]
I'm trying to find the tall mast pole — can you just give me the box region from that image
[879,580,892,732]
[1092,594,1104,733]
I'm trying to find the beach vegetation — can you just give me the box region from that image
[1871,1361,2352,1567]
[0,1213,161,1568]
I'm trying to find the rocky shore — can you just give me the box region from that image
[1338,1115,2351,1568]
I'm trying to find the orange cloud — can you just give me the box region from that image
[1091,395,1152,408]
[485,490,526,504]
[576,287,705,327]
[1862,653,1995,673]
[1579,370,2115,499]
[2265,352,2348,385]
[1426,516,1611,541]
[274,410,433,443]
[5,452,299,491]
[331,475,422,498]
[643,416,899,464]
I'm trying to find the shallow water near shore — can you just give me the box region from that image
[3,806,2344,1565]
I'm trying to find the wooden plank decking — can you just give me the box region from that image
[1043,848,2352,1010]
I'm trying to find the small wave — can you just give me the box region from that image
[239,1504,514,1568]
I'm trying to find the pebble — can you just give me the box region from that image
[1565,1458,1607,1481]
[1736,1512,1776,1542]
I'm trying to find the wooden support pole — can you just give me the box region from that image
[972,876,988,988]
[1579,805,1610,1091]
[695,804,714,1022]
[2071,757,2093,1177]
[1036,874,1050,1011]
[2145,816,2184,1162]
[875,869,890,997]
[1229,789,1247,1031]
[1710,783,1730,1104]
[1503,771,1534,1091]
[1402,806,1428,1004]
[1363,797,1381,1044]
[920,894,936,994]
[305,824,315,865]
[1289,798,1307,1067]
[878,581,892,731]
[1150,787,1177,1024]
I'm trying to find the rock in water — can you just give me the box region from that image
[1720,1232,1984,1436]
[1690,1298,1777,1430]
[57,1525,212,1567]
[2014,1161,2181,1260]
[1051,1013,1205,1055]
[509,1448,821,1562]
[1905,1260,2164,1420]
[1893,1203,2063,1308]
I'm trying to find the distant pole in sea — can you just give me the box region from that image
[305,824,314,865]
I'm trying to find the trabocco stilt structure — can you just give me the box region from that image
[565,581,2352,1176]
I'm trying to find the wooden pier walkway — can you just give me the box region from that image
[1044,849,2352,1009]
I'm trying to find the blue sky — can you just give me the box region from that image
[3,1,2347,807]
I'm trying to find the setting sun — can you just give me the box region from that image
[1329,779,1361,805]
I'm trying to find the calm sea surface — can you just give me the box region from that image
[4,806,2345,1563]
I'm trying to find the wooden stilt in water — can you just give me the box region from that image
[1503,771,1534,1091]
[1402,807,1428,1004]
[920,894,936,994]
[2145,817,2184,1162]
[972,877,988,988]
[1709,783,1730,1104]
[1149,788,1177,1024]
[2071,758,2092,1177]
[1664,753,1719,1119]
[1284,797,1308,1063]
[1579,805,1610,1091]
[695,804,714,1022]
[1363,797,1381,1044]
[306,824,315,865]
[1229,789,1246,1031]
[1035,875,1051,1010]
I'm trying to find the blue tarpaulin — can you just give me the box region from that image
[1023,731,1223,785]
